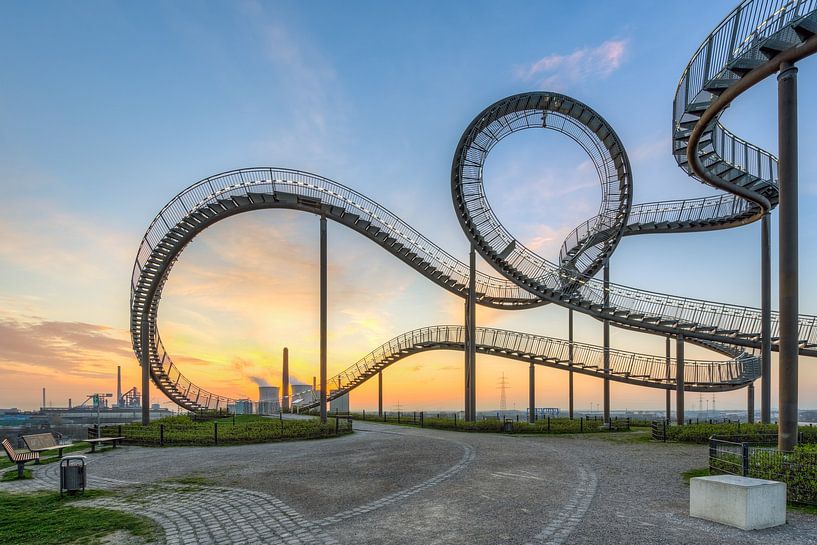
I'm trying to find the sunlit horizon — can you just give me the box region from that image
[2,0,817,414]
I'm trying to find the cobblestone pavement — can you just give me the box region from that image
[2,422,816,544]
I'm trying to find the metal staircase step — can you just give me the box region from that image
[702,78,734,95]
[726,57,763,77]
[686,101,710,116]
[794,15,817,40]
[246,192,270,204]
[758,38,796,59]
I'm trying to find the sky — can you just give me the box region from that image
[1,0,816,413]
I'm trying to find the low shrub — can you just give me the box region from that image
[103,415,351,446]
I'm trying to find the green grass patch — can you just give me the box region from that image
[102,414,352,446]
[1,468,32,481]
[665,422,817,444]
[0,490,161,545]
[162,474,215,486]
[348,412,635,434]
[789,503,817,516]
[682,467,710,484]
[0,442,91,470]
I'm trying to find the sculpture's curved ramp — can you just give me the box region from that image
[130,1,817,413]
[289,326,760,411]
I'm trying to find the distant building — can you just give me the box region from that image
[329,390,349,414]
[228,399,253,415]
[257,386,280,414]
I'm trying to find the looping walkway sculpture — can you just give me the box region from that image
[130,1,817,417]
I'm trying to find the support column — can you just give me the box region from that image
[761,213,772,424]
[320,215,328,424]
[603,260,610,424]
[778,62,799,452]
[665,337,671,422]
[676,335,685,425]
[378,371,383,417]
[282,347,290,412]
[141,350,150,425]
[528,362,536,423]
[748,382,755,424]
[465,245,477,421]
[464,295,471,422]
[568,309,574,419]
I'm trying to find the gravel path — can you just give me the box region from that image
[2,420,815,544]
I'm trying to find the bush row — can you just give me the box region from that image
[665,422,817,444]
[711,443,817,505]
[103,415,351,446]
[349,413,635,434]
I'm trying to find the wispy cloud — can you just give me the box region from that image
[0,316,132,379]
[516,39,628,90]
[239,7,349,164]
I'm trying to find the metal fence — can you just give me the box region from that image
[709,435,817,505]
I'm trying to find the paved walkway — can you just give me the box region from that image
[2,422,815,544]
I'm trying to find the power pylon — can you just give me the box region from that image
[498,372,509,416]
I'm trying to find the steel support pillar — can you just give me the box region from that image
[320,215,328,424]
[676,335,685,426]
[778,62,799,452]
[464,292,470,421]
[603,261,610,424]
[748,382,755,424]
[141,350,150,425]
[282,347,290,412]
[464,245,477,421]
[528,362,536,423]
[568,309,574,419]
[761,213,772,424]
[378,370,383,417]
[665,337,671,422]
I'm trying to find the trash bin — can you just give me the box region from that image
[502,419,514,433]
[60,455,86,496]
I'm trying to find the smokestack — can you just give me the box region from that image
[117,366,122,408]
[68,398,72,409]
[313,376,317,392]
[42,387,46,411]
[282,348,290,411]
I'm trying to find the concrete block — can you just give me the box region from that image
[690,475,786,530]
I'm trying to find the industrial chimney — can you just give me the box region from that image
[42,387,46,411]
[282,348,290,412]
[117,365,122,408]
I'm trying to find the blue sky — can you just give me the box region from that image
[1,1,815,412]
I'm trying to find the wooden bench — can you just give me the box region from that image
[2,438,39,478]
[22,433,73,462]
[85,437,125,453]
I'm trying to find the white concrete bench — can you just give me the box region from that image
[690,475,786,530]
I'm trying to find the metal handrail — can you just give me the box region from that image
[129,3,817,413]
[291,325,759,407]
[673,0,816,196]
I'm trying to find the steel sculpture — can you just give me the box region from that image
[130,2,817,441]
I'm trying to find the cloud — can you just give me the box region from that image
[245,14,349,163]
[0,203,132,281]
[516,39,628,90]
[0,316,133,379]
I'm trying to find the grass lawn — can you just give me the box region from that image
[347,412,640,435]
[104,414,353,446]
[682,467,710,483]
[0,490,161,545]
[1,468,32,481]
[0,443,93,471]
